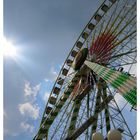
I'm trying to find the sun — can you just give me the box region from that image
[3,38,17,57]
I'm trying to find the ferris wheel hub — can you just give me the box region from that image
[72,48,88,70]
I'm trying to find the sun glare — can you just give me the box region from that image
[3,38,17,57]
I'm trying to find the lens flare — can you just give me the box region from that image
[3,38,17,57]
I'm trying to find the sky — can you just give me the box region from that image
[3,0,103,140]
[3,0,137,140]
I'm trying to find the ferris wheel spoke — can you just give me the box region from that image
[92,20,106,53]
[111,59,136,69]
[39,85,75,138]
[76,91,95,129]
[107,85,135,140]
[68,84,93,136]
[110,48,136,61]
[127,55,137,73]
[112,30,136,50]
[65,95,113,140]
[111,26,136,55]
[90,83,102,138]
[89,88,96,116]
[92,3,136,62]
[106,21,135,56]
[96,0,128,42]
[113,16,136,41]
[102,83,111,133]
[112,55,136,67]
[101,0,120,35]
[49,98,74,140]
[50,98,75,139]
[130,132,137,140]
[117,58,135,66]
[108,45,136,66]
[110,3,136,35]
[96,0,133,49]
[104,0,130,33]
[104,50,136,66]
[59,106,75,140]
[88,1,122,56]
[96,20,136,62]
[67,100,82,136]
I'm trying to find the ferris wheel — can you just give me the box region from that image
[34,0,136,139]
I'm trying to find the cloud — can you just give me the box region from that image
[43,64,59,83]
[19,102,39,120]
[24,81,41,100]
[43,92,50,102]
[44,78,49,83]
[4,129,19,137]
[14,81,41,137]
[49,65,58,81]
[20,122,34,133]
[4,109,22,137]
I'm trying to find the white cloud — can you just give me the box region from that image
[24,81,41,99]
[44,64,60,82]
[19,102,39,120]
[43,92,50,102]
[44,78,49,83]
[50,65,58,81]
[45,64,59,82]
[4,129,19,136]
[20,122,34,133]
